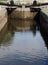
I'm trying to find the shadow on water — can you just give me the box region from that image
[40,27,48,49]
[34,12,48,49]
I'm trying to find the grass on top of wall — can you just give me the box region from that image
[0,0,6,1]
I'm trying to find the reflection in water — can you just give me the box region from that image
[0,19,48,65]
[8,19,37,36]
[39,27,48,49]
[35,15,48,49]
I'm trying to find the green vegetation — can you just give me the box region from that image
[0,0,6,1]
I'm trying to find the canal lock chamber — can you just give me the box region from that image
[0,8,47,47]
[0,7,48,65]
[0,7,48,46]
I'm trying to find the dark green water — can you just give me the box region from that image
[0,19,48,65]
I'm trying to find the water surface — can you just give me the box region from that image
[0,19,48,65]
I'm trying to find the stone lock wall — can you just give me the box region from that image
[10,8,37,19]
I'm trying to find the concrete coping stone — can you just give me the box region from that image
[41,7,48,22]
[41,7,48,17]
